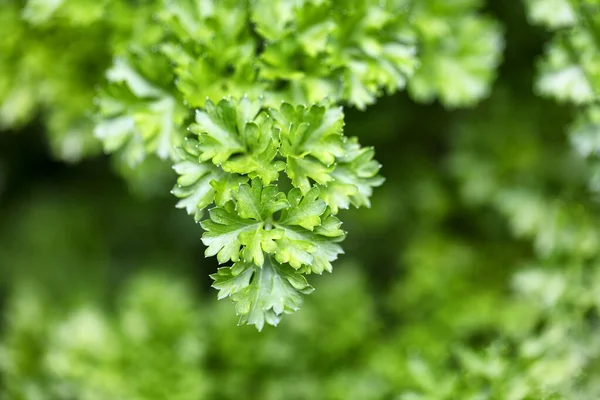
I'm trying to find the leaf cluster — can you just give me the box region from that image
[92,0,503,164]
[172,97,380,329]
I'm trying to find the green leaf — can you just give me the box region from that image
[221,113,286,183]
[270,102,345,193]
[200,179,288,265]
[191,97,286,183]
[172,160,219,221]
[171,143,248,221]
[285,156,335,194]
[272,187,344,271]
[210,174,250,207]
[234,178,289,221]
[94,57,188,166]
[253,1,418,107]
[211,265,254,300]
[210,258,314,331]
[159,0,260,107]
[201,203,274,265]
[330,5,418,109]
[319,137,385,214]
[279,187,326,230]
[273,103,344,164]
[191,98,247,164]
[256,1,335,92]
[201,178,345,272]
[274,204,346,273]
[163,43,263,108]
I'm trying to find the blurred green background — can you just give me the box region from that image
[2,1,600,399]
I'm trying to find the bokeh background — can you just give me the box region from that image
[2,1,600,399]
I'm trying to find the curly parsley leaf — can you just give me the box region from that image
[211,258,314,331]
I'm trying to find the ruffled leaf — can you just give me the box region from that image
[319,137,385,214]
[210,258,314,331]
[270,103,345,193]
[94,57,187,166]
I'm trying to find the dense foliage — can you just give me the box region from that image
[1,0,600,398]
[1,0,505,328]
